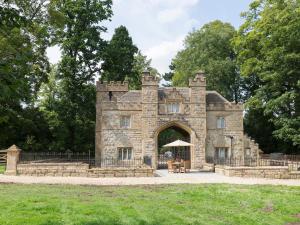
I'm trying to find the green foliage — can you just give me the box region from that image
[0,184,300,224]
[233,0,300,152]
[128,51,159,90]
[0,1,51,149]
[102,25,138,82]
[171,20,241,102]
[40,0,112,152]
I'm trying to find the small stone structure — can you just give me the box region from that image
[4,145,21,175]
[96,71,261,169]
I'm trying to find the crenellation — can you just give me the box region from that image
[189,71,206,87]
[97,80,129,92]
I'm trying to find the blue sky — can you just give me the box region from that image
[47,0,253,74]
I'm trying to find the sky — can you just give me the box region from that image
[47,0,253,75]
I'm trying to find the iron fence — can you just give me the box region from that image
[0,150,7,165]
[19,151,94,164]
[19,151,150,168]
[94,157,145,168]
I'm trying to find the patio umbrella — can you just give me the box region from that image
[163,139,194,147]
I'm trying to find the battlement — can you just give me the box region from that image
[189,71,206,87]
[96,80,129,92]
[207,102,244,111]
[142,71,159,86]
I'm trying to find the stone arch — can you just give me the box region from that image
[153,121,196,169]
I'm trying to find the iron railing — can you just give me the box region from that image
[20,151,93,164]
[94,157,145,168]
[19,151,151,168]
[0,150,7,165]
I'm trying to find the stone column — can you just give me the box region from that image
[5,145,21,175]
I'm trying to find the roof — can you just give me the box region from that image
[119,91,142,102]
[206,91,229,104]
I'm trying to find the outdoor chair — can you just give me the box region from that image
[180,160,191,173]
[167,160,177,173]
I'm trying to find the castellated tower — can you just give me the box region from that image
[141,72,159,167]
[188,71,207,168]
[95,80,129,163]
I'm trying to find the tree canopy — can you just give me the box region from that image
[101,25,138,82]
[233,0,300,152]
[171,20,241,102]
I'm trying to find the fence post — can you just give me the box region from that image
[5,145,21,175]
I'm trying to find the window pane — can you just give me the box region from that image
[128,149,132,160]
[121,116,130,128]
[217,117,225,128]
[118,149,122,160]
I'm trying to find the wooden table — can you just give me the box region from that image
[172,162,181,173]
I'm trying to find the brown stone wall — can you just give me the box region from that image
[17,163,154,177]
[206,107,244,159]
[215,165,300,179]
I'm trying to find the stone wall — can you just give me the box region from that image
[215,165,300,179]
[206,106,244,159]
[17,163,154,177]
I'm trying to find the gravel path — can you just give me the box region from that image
[1,171,300,186]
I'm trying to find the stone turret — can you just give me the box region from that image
[189,71,206,87]
[141,71,159,167]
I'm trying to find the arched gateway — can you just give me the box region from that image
[155,122,193,169]
[95,71,261,170]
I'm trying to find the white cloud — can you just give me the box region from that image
[149,0,199,8]
[145,36,185,73]
[157,8,184,23]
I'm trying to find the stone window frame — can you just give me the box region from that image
[165,99,183,114]
[120,115,131,129]
[118,147,133,160]
[215,147,229,160]
[216,116,226,129]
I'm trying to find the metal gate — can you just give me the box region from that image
[0,150,7,170]
[157,148,190,169]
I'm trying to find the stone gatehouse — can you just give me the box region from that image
[95,71,260,169]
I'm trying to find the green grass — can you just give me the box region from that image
[0,165,5,174]
[0,184,299,225]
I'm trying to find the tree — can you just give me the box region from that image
[47,0,112,152]
[101,25,138,82]
[128,51,159,90]
[171,20,241,102]
[233,0,300,152]
[0,1,51,149]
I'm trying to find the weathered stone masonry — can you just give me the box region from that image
[95,72,260,169]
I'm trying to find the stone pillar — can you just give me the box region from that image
[189,71,207,169]
[141,71,159,168]
[5,145,21,175]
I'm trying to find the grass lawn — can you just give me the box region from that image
[0,184,299,225]
[0,165,5,174]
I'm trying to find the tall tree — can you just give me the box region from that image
[101,25,138,82]
[171,20,241,102]
[0,1,51,149]
[233,0,300,152]
[47,0,112,152]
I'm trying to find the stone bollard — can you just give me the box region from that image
[5,145,21,175]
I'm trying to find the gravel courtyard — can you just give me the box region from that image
[1,170,300,186]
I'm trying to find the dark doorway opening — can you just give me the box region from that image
[157,125,190,169]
